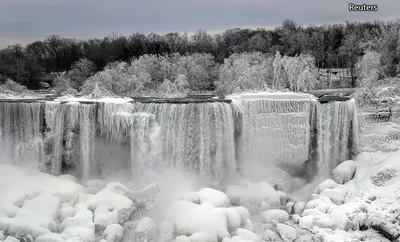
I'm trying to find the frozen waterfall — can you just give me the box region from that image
[0,94,361,186]
[229,92,316,178]
[136,102,236,186]
[0,102,43,169]
[314,99,359,178]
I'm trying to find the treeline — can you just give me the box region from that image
[0,19,399,89]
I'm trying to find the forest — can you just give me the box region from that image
[0,19,399,99]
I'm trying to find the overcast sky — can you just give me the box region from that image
[0,0,399,48]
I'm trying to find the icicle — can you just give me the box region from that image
[97,102,135,142]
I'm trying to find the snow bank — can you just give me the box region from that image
[0,164,85,203]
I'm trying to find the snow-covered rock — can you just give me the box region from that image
[35,232,70,242]
[189,232,218,242]
[133,217,157,242]
[320,186,348,205]
[175,235,191,242]
[59,205,76,223]
[86,187,136,226]
[293,202,306,215]
[314,179,338,194]
[261,209,289,223]
[263,229,278,241]
[284,202,294,214]
[198,188,230,207]
[276,223,297,241]
[215,208,242,232]
[332,160,356,184]
[163,200,230,239]
[103,224,123,242]
[233,228,262,242]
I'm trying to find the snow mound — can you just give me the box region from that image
[223,228,262,242]
[103,224,123,242]
[332,160,356,184]
[198,188,230,207]
[163,200,230,239]
[276,223,297,241]
[189,232,218,242]
[261,209,289,223]
[314,179,338,194]
[0,164,85,203]
[133,217,157,242]
[85,186,136,226]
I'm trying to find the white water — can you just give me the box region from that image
[79,104,97,181]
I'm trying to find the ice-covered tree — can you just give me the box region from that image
[176,53,217,91]
[80,61,151,97]
[68,58,96,89]
[215,52,272,95]
[280,54,318,92]
[355,51,381,88]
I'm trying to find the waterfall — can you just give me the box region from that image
[230,93,316,178]
[314,99,359,178]
[79,103,97,181]
[136,102,236,186]
[129,112,161,181]
[0,95,361,186]
[0,102,43,168]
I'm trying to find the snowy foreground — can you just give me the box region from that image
[1,150,399,242]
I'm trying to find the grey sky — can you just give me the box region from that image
[0,0,399,48]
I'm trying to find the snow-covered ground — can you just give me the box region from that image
[1,144,399,242]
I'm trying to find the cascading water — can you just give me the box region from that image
[130,112,161,181]
[136,102,236,186]
[0,94,360,188]
[0,102,43,168]
[314,99,359,178]
[79,103,97,181]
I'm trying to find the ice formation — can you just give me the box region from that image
[314,99,359,179]
[229,92,317,177]
[135,102,236,186]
